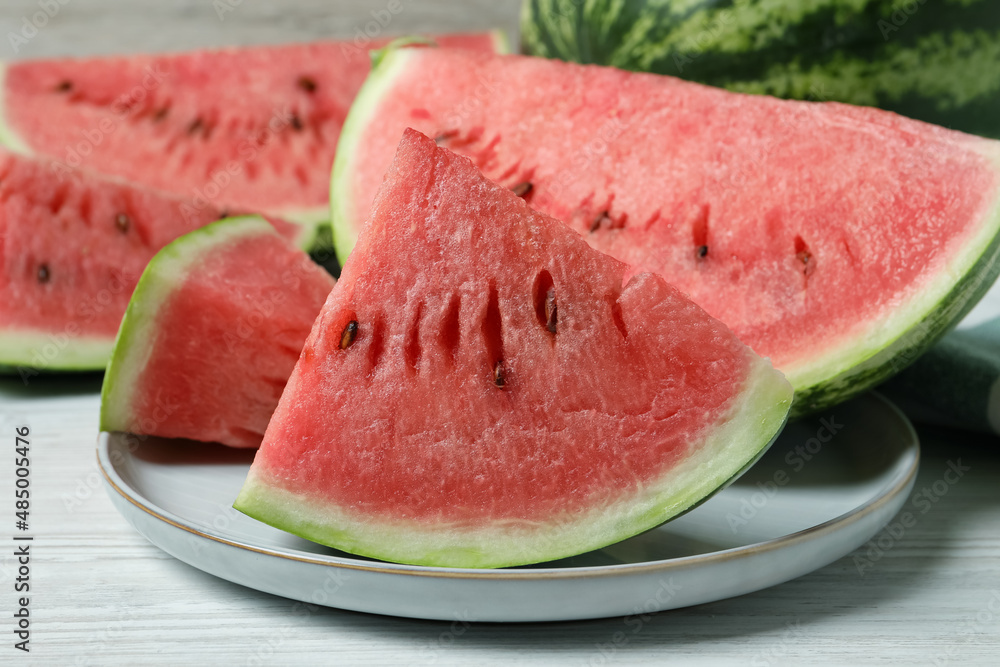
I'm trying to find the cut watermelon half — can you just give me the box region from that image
[100,215,334,448]
[331,46,1000,415]
[235,129,792,568]
[0,32,505,249]
[0,149,298,373]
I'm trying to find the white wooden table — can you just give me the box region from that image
[2,2,1000,665]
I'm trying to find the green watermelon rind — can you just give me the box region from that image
[369,29,510,69]
[370,36,438,68]
[292,28,511,256]
[789,143,1000,416]
[332,45,1000,417]
[331,31,510,265]
[233,354,792,569]
[331,47,421,266]
[273,207,334,253]
[488,27,513,57]
[99,215,276,433]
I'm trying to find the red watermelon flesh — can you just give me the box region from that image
[0,149,299,371]
[235,130,792,568]
[100,216,335,448]
[331,47,1000,414]
[0,33,503,235]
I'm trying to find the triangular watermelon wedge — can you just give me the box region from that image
[235,130,792,568]
[100,215,334,448]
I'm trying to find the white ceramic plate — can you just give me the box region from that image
[98,392,918,622]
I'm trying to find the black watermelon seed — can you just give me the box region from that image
[493,361,506,387]
[589,211,611,233]
[290,114,304,131]
[187,118,204,135]
[340,320,359,350]
[696,245,708,258]
[544,289,557,334]
[152,107,169,122]
[218,209,230,220]
[37,264,50,283]
[115,213,130,233]
[55,80,72,93]
[511,182,533,198]
[297,76,317,93]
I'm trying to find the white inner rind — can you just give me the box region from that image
[99,216,276,432]
[489,28,512,54]
[330,38,508,265]
[329,48,414,266]
[0,331,112,371]
[0,62,33,155]
[266,204,330,251]
[234,354,792,569]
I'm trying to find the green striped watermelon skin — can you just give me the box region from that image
[521,0,1000,138]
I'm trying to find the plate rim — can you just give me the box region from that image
[97,391,920,581]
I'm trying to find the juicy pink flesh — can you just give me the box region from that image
[3,35,497,214]
[256,130,755,522]
[0,150,230,337]
[130,231,334,448]
[348,49,1000,370]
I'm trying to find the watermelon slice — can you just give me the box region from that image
[0,32,505,248]
[100,215,334,449]
[235,129,792,568]
[0,149,299,373]
[331,46,1000,415]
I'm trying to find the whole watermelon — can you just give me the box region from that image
[521,0,1000,138]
